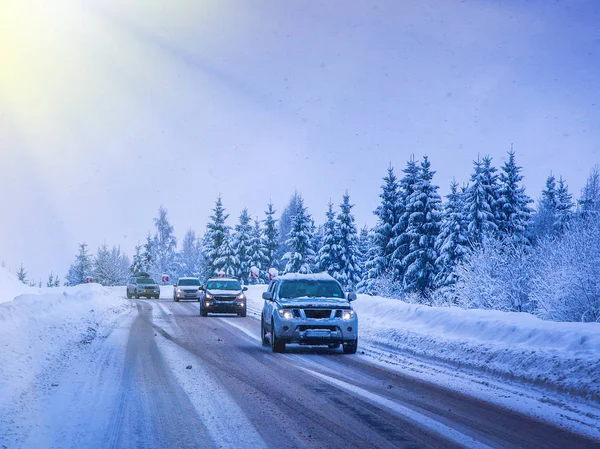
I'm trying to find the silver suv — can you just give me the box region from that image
[261,273,358,354]
[126,274,160,299]
[173,277,202,302]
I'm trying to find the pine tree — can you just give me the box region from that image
[435,180,469,288]
[336,192,361,291]
[232,208,253,282]
[496,150,533,244]
[278,192,304,263]
[465,156,498,245]
[392,157,421,280]
[152,206,177,281]
[249,218,268,283]
[579,165,600,220]
[94,244,130,286]
[555,176,574,233]
[204,196,230,277]
[130,244,145,275]
[309,219,322,274]
[215,236,238,278]
[318,201,341,276]
[356,228,379,294]
[402,156,442,295]
[140,234,155,273]
[283,197,315,274]
[16,263,27,284]
[178,229,202,278]
[532,174,558,239]
[53,274,60,287]
[65,243,92,286]
[263,201,280,271]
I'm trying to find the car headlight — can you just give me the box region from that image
[278,309,293,320]
[237,293,245,300]
[205,293,213,300]
[177,288,182,293]
[341,310,355,320]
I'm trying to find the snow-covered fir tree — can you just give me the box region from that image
[232,208,253,282]
[16,264,27,284]
[336,192,361,291]
[151,206,177,280]
[65,243,93,286]
[46,272,60,287]
[248,218,268,283]
[277,192,303,263]
[204,196,230,277]
[130,244,145,275]
[215,235,238,278]
[318,201,341,277]
[309,219,323,274]
[357,225,372,272]
[392,157,420,280]
[532,174,559,239]
[555,176,574,233]
[435,180,469,289]
[94,244,130,286]
[464,156,498,245]
[141,234,155,273]
[283,197,315,274]
[496,150,532,244]
[578,165,600,220]
[402,156,442,295]
[177,229,203,278]
[263,201,279,271]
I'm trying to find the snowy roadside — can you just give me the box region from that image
[244,285,600,401]
[0,282,133,447]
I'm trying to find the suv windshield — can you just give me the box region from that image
[137,278,156,285]
[279,280,344,299]
[178,279,200,286]
[207,280,242,291]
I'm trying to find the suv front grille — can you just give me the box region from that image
[304,309,332,319]
[214,296,236,302]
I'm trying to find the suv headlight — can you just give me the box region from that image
[237,292,245,300]
[177,288,183,294]
[341,310,355,320]
[277,309,294,320]
[205,293,213,300]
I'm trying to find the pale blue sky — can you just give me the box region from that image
[1,0,599,281]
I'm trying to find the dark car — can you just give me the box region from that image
[200,278,247,317]
[126,275,160,299]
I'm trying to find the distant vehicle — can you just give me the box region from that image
[126,275,160,299]
[200,278,247,317]
[261,273,358,354]
[173,277,202,302]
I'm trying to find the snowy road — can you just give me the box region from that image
[106,298,598,449]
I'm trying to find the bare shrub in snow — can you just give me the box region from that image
[530,219,600,322]
[454,238,532,312]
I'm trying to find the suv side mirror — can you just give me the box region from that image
[262,291,273,301]
[347,292,357,301]
[199,286,204,291]
[242,287,248,292]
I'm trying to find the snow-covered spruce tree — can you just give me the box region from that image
[16,264,27,284]
[391,158,420,281]
[283,197,315,274]
[140,234,155,274]
[357,225,372,273]
[232,208,253,282]
[555,177,574,233]
[65,243,93,286]
[401,156,442,296]
[530,218,600,322]
[464,156,498,246]
[318,200,341,277]
[215,235,238,278]
[94,244,130,286]
[454,237,532,312]
[178,229,203,278]
[336,192,361,291]
[277,192,304,264]
[130,244,145,275]
[248,218,268,283]
[531,174,558,240]
[204,196,230,277]
[435,180,469,290]
[263,201,280,271]
[578,165,600,221]
[151,206,177,281]
[496,150,533,244]
[46,272,55,288]
[309,219,323,274]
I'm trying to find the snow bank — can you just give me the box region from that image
[0,283,133,427]
[0,266,37,304]
[244,286,600,399]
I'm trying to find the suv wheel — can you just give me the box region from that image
[239,308,247,318]
[126,291,131,299]
[271,319,285,353]
[261,316,269,347]
[343,338,358,354]
[200,306,207,317]
[134,294,139,299]
[174,297,179,302]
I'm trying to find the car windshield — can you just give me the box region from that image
[137,278,156,285]
[207,280,242,291]
[279,280,345,299]
[178,279,200,286]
